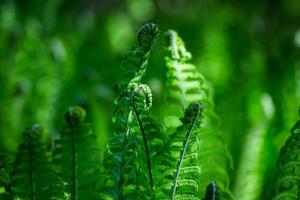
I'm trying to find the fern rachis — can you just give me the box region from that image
[171,102,202,200]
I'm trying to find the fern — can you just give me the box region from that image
[103,23,159,199]
[164,30,233,199]
[131,83,167,195]
[9,124,54,200]
[203,182,220,200]
[233,94,274,200]
[273,110,300,200]
[53,106,102,200]
[171,102,203,200]
[131,84,155,190]
[154,102,202,200]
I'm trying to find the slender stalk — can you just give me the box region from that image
[70,125,78,200]
[171,103,201,200]
[117,110,133,200]
[132,95,154,191]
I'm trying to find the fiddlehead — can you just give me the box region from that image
[203,182,220,200]
[132,84,154,190]
[119,23,159,91]
[273,110,300,200]
[53,106,102,200]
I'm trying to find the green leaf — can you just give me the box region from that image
[273,111,300,200]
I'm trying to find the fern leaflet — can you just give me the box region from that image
[273,111,300,200]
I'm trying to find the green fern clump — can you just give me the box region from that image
[53,106,102,200]
[102,23,159,199]
[2,22,291,200]
[164,30,233,199]
[9,124,54,200]
[273,111,300,200]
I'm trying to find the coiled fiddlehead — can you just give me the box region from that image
[164,30,233,199]
[203,182,220,200]
[10,124,54,200]
[273,111,300,200]
[103,23,159,199]
[119,23,159,91]
[132,84,154,190]
[53,106,102,200]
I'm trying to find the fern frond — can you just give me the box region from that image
[273,111,300,200]
[118,23,159,92]
[164,30,233,199]
[154,102,203,200]
[233,94,274,200]
[10,124,54,200]
[53,106,102,200]
[165,30,209,110]
[103,23,159,199]
[132,84,154,190]
[131,84,168,195]
[171,102,203,200]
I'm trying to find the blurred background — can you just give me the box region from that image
[0,0,299,199]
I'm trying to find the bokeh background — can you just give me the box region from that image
[0,0,299,199]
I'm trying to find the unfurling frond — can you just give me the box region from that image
[53,106,102,200]
[118,23,159,92]
[103,23,159,200]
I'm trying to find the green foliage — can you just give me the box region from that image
[102,23,159,199]
[169,102,203,200]
[273,111,300,200]
[164,30,233,199]
[0,3,299,199]
[53,106,102,199]
[10,124,53,200]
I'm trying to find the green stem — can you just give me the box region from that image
[171,103,201,200]
[132,95,154,191]
[70,125,78,200]
[117,110,133,200]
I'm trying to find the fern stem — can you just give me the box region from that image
[117,110,133,200]
[70,125,78,200]
[132,95,154,191]
[171,103,201,200]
